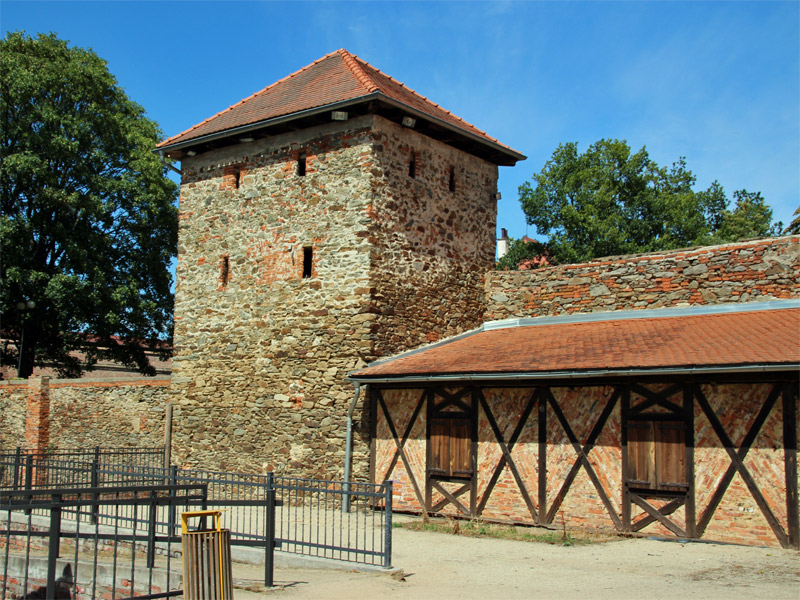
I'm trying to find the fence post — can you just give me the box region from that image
[265,472,275,588]
[13,447,21,490]
[168,464,178,537]
[147,490,158,568]
[24,454,33,492]
[90,446,100,524]
[46,492,62,600]
[383,480,393,569]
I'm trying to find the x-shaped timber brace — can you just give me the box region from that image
[371,382,798,548]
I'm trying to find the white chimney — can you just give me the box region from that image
[497,228,509,260]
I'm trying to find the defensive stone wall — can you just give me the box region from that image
[170,114,499,478]
[368,116,498,354]
[0,378,170,451]
[485,235,800,320]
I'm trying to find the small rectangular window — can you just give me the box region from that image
[408,153,416,179]
[302,246,313,278]
[448,166,456,192]
[220,255,230,287]
[298,152,307,177]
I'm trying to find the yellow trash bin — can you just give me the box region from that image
[181,510,234,600]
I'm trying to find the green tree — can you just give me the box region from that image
[496,237,550,270]
[518,139,781,264]
[1,32,178,378]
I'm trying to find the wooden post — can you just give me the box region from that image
[163,401,173,468]
[783,382,799,549]
[684,384,696,539]
[537,389,547,525]
[620,386,631,532]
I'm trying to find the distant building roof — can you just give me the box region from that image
[350,301,800,382]
[157,49,524,166]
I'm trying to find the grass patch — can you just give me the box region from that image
[394,516,618,546]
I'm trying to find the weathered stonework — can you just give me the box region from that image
[485,236,800,320]
[170,114,498,477]
[0,378,169,451]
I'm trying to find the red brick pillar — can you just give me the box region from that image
[25,376,51,454]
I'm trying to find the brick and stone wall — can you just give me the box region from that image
[0,378,170,451]
[170,114,498,478]
[374,381,796,548]
[485,236,800,320]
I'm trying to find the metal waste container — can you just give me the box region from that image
[181,509,234,599]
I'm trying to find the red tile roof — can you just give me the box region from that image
[157,49,522,161]
[351,306,800,380]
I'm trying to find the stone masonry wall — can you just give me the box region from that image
[170,115,501,479]
[368,116,498,354]
[0,378,169,451]
[171,117,376,477]
[485,236,800,320]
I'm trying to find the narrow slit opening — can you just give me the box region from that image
[233,167,240,189]
[449,166,456,192]
[409,153,416,179]
[298,153,307,177]
[302,247,313,278]
[221,256,230,287]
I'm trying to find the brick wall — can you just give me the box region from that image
[374,381,796,548]
[485,236,800,320]
[0,378,170,451]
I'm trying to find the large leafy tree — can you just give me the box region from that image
[1,32,178,378]
[518,139,782,265]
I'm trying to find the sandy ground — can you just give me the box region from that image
[230,519,800,600]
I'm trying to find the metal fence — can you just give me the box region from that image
[0,449,393,572]
[0,484,208,599]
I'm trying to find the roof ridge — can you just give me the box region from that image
[159,50,342,148]
[348,52,504,147]
[337,48,379,93]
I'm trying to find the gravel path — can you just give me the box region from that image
[231,519,800,599]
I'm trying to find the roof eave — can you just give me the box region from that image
[155,93,384,155]
[155,91,526,165]
[348,363,800,384]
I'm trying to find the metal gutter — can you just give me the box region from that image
[348,363,800,385]
[483,298,800,331]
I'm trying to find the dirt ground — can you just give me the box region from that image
[231,518,800,600]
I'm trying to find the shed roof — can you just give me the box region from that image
[157,49,524,165]
[350,301,800,383]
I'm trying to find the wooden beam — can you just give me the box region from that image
[537,389,548,526]
[695,384,789,547]
[683,384,697,539]
[546,387,622,529]
[631,494,686,537]
[430,481,471,515]
[378,390,428,516]
[783,382,799,549]
[621,386,631,532]
[476,389,538,521]
[382,390,425,482]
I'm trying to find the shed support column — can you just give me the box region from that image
[783,381,799,549]
[620,386,631,532]
[684,384,696,539]
[537,389,547,525]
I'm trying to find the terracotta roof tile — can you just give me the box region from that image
[157,49,520,157]
[352,307,800,379]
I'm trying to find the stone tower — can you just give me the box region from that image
[157,50,524,478]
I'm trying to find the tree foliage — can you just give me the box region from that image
[1,32,178,377]
[518,139,782,265]
[496,237,550,271]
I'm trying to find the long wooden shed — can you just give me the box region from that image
[349,300,800,548]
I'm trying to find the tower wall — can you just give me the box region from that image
[170,114,499,478]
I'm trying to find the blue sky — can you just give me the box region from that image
[3,0,798,243]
